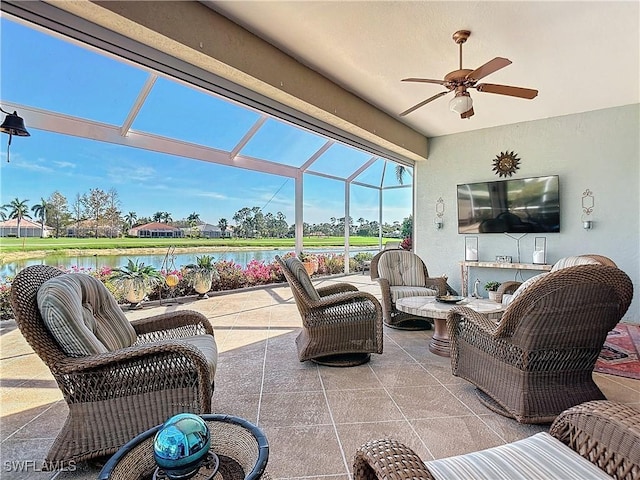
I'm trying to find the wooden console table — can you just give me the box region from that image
[459,261,553,296]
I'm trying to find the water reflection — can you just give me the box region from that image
[0,247,376,279]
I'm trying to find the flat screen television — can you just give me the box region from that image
[457,175,560,233]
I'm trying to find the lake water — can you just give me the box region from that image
[0,247,377,279]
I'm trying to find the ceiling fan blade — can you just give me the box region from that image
[466,57,512,81]
[399,91,449,116]
[461,107,474,119]
[476,83,538,99]
[401,77,448,86]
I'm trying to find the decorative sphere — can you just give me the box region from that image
[165,274,180,288]
[153,413,211,479]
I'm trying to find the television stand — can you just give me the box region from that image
[459,261,552,296]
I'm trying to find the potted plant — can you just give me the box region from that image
[298,252,318,276]
[111,259,164,308]
[185,255,217,299]
[484,281,502,302]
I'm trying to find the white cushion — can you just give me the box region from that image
[551,256,602,271]
[426,432,612,480]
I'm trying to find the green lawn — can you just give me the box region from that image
[0,236,390,253]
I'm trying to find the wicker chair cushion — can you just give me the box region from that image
[179,334,218,384]
[38,273,137,357]
[285,257,320,301]
[502,272,549,306]
[551,255,602,271]
[377,250,426,287]
[425,432,611,480]
[390,286,438,302]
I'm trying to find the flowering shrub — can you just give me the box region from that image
[244,259,282,286]
[400,236,412,251]
[212,260,247,291]
[0,251,368,318]
[0,278,13,321]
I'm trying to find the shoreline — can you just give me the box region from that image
[0,245,287,264]
[1,244,376,264]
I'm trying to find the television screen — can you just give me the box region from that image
[457,175,560,233]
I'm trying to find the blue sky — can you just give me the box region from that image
[0,16,412,227]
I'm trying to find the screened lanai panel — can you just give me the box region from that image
[0,18,146,124]
[240,118,328,167]
[308,143,374,179]
[353,158,386,187]
[131,77,262,151]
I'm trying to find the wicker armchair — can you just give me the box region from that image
[276,255,383,366]
[10,265,217,467]
[353,400,640,479]
[448,264,633,424]
[370,249,453,330]
[497,254,617,304]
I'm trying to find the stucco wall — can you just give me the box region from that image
[415,104,639,323]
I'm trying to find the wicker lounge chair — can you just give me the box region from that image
[448,264,633,424]
[370,249,453,330]
[353,400,640,479]
[10,265,218,467]
[276,255,383,366]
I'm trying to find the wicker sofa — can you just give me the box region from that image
[448,264,633,424]
[276,255,383,366]
[10,265,218,467]
[353,400,640,479]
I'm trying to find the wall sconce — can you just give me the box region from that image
[434,197,444,229]
[0,106,30,163]
[581,189,594,230]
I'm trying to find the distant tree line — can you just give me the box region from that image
[1,189,412,239]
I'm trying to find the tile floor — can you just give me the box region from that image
[1,274,639,479]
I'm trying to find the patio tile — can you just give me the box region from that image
[318,363,383,391]
[334,419,432,465]
[211,392,261,424]
[261,366,323,393]
[260,424,347,477]
[0,438,57,480]
[2,275,639,478]
[412,415,506,460]
[258,391,331,427]
[371,363,440,388]
[326,388,404,424]
[388,385,474,419]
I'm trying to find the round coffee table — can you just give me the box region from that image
[395,297,505,357]
[98,414,270,480]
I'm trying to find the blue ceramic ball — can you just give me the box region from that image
[153,413,211,478]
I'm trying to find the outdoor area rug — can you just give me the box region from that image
[594,323,640,380]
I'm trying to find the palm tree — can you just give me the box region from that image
[218,218,228,238]
[124,211,137,230]
[152,211,163,222]
[0,204,6,221]
[4,198,31,238]
[31,197,48,238]
[187,212,200,225]
[160,211,172,223]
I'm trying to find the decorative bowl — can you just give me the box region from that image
[436,295,465,304]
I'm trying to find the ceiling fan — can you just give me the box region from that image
[400,30,538,119]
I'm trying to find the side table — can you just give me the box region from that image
[395,297,505,357]
[99,414,270,480]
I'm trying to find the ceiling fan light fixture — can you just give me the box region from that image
[449,92,473,114]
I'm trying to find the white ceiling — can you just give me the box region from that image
[206,1,639,139]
